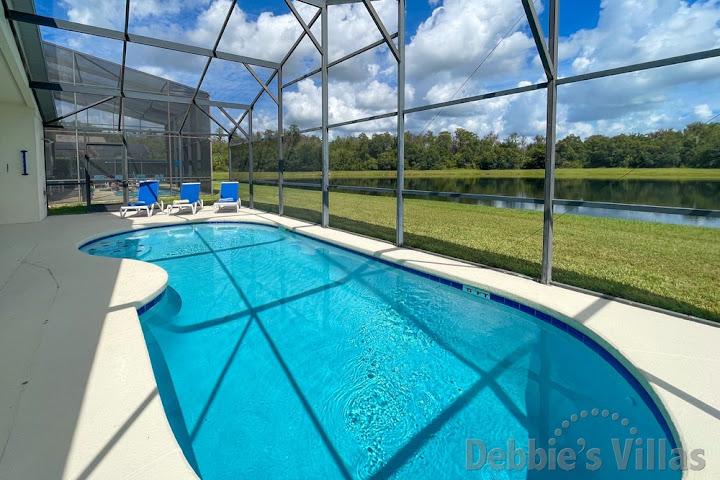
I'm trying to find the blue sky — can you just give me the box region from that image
[35,0,720,139]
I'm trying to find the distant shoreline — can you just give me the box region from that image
[223,168,720,181]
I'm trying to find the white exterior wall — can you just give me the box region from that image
[0,14,47,225]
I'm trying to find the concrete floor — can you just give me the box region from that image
[0,207,718,479]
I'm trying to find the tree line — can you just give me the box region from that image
[213,122,720,173]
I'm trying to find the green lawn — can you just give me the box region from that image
[219,167,720,182]
[241,183,720,322]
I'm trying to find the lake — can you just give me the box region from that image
[286,176,720,228]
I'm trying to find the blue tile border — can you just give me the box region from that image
[137,289,166,315]
[79,220,678,449]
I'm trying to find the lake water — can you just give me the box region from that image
[289,176,720,228]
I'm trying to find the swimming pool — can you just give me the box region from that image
[81,223,680,479]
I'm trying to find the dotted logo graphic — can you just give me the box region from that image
[549,408,638,450]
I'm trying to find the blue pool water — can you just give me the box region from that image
[81,223,680,479]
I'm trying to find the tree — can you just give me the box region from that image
[647,130,682,168]
[454,128,481,169]
[683,122,720,168]
[221,121,720,175]
[523,135,546,169]
[556,134,586,168]
[211,128,229,172]
[584,135,614,168]
[286,124,301,150]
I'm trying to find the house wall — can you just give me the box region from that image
[0,14,47,225]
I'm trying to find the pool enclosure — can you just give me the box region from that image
[39,41,214,205]
[3,0,719,315]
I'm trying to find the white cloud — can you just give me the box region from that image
[284,78,399,136]
[560,0,720,75]
[406,0,539,105]
[694,104,714,120]
[556,0,720,137]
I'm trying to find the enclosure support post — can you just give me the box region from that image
[278,67,284,215]
[249,108,254,209]
[121,131,129,204]
[541,0,559,284]
[321,2,330,227]
[396,0,406,246]
[228,136,232,182]
[72,51,81,203]
[178,134,184,188]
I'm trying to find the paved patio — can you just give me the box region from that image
[0,207,718,479]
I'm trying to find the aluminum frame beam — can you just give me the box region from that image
[278,67,284,215]
[541,0,559,284]
[43,95,115,126]
[228,9,321,139]
[219,107,249,140]
[297,0,324,7]
[396,0,406,245]
[45,124,216,136]
[557,47,720,86]
[284,0,322,53]
[5,9,282,70]
[196,105,231,136]
[327,0,381,5]
[229,72,277,137]
[227,138,232,180]
[121,131,129,203]
[178,0,238,133]
[245,63,279,105]
[30,81,251,110]
[222,184,720,219]
[249,108,254,208]
[321,2,330,227]
[296,83,548,133]
[521,0,555,80]
[282,33,398,89]
[407,83,548,114]
[362,0,400,62]
[117,0,130,131]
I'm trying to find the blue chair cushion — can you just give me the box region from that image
[128,201,146,206]
[217,198,236,203]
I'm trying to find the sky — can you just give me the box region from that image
[35,0,720,140]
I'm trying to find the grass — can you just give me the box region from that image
[241,183,720,322]
[219,167,720,182]
[48,204,92,215]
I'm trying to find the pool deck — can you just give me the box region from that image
[0,207,718,479]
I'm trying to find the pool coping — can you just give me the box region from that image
[1,208,717,479]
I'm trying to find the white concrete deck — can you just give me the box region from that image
[0,207,718,479]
